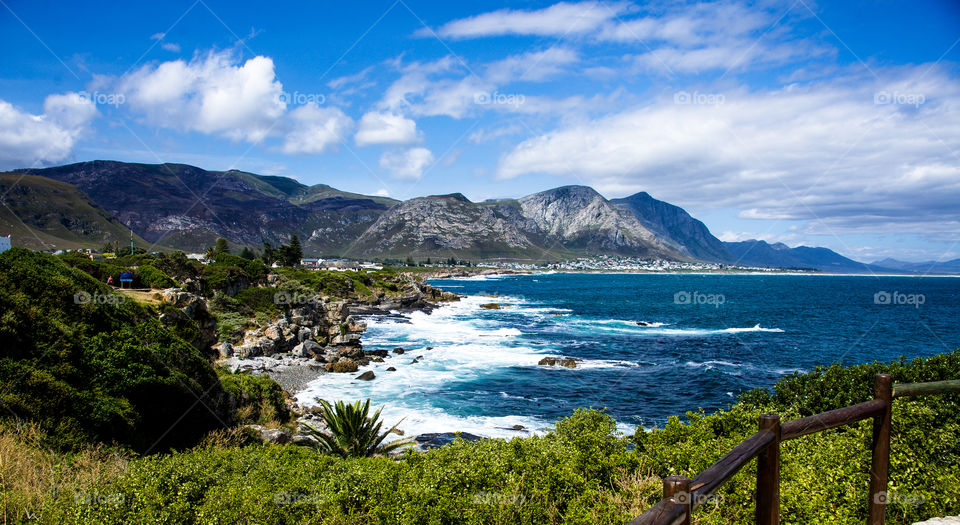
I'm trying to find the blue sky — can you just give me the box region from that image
[1,0,958,262]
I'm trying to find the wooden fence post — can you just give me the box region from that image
[756,414,781,525]
[663,476,692,525]
[868,374,893,525]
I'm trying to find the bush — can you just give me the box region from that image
[217,368,290,426]
[135,264,177,289]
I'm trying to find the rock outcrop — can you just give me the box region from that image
[538,357,582,368]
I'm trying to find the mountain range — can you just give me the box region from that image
[2,160,952,274]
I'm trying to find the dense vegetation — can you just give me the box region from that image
[0,249,282,452]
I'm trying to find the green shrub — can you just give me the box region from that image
[217,368,290,425]
[135,264,177,288]
[304,400,412,458]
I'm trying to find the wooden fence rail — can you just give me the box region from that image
[629,374,960,525]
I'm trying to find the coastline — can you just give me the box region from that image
[422,268,960,278]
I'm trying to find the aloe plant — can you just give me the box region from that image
[304,399,413,458]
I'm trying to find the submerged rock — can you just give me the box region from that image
[538,357,582,368]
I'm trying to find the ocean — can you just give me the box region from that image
[295,273,960,439]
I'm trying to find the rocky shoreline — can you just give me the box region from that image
[193,277,461,446]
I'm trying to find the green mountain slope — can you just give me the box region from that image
[0,173,148,251]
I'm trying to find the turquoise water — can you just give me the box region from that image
[296,273,960,437]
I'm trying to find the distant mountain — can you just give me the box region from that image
[611,192,731,262]
[0,173,148,251]
[16,161,395,253]
[871,258,960,275]
[2,161,925,272]
[723,239,894,273]
[345,186,683,260]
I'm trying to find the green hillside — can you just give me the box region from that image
[0,173,149,251]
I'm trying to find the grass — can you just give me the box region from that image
[0,421,129,523]
[116,289,163,305]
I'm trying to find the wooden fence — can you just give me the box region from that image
[629,375,960,525]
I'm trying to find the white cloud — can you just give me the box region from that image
[485,47,579,83]
[419,1,820,75]
[0,93,97,169]
[496,66,960,238]
[418,1,629,39]
[281,103,353,154]
[118,50,285,143]
[379,147,434,180]
[150,32,181,53]
[354,111,419,146]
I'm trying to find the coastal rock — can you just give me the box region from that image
[356,371,376,381]
[538,357,582,368]
[244,425,291,444]
[392,347,405,354]
[264,325,282,341]
[330,333,362,346]
[336,346,365,360]
[291,434,319,446]
[326,359,358,373]
[480,303,501,310]
[386,367,396,371]
[293,339,322,359]
[298,327,312,342]
[217,342,233,358]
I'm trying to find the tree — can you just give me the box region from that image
[261,242,277,266]
[286,235,302,266]
[303,399,412,458]
[238,246,255,260]
[214,237,230,256]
